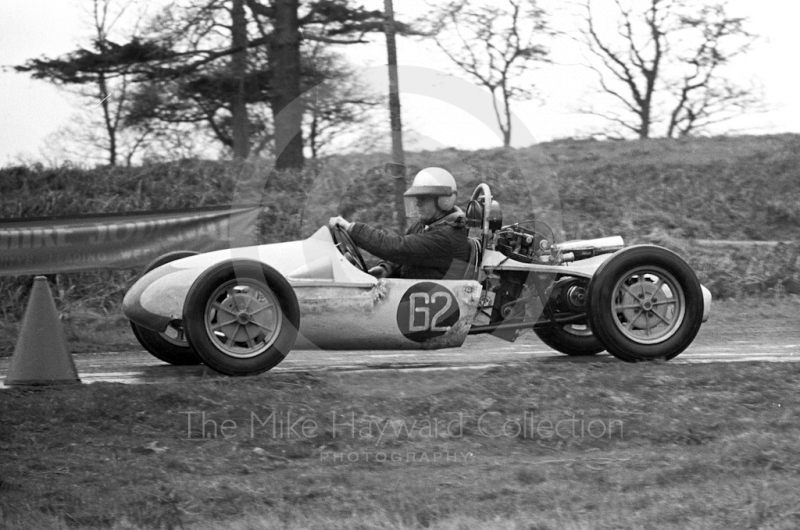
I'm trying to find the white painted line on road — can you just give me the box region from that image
[683,351,793,357]
[88,372,146,377]
[479,350,551,355]
[334,364,503,373]
[366,354,420,358]
[669,357,796,364]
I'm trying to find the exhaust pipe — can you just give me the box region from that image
[552,236,624,261]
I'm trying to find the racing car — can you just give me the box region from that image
[123,183,711,376]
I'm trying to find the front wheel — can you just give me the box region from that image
[587,245,703,362]
[130,251,202,366]
[130,320,200,366]
[534,324,605,356]
[182,260,300,376]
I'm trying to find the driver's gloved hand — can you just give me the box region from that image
[368,265,388,278]
[328,216,352,231]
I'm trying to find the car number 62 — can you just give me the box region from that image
[408,292,453,332]
[397,283,461,341]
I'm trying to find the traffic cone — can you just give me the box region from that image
[5,276,80,386]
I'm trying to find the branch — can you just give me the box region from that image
[301,34,368,44]
[578,105,642,136]
[583,1,645,107]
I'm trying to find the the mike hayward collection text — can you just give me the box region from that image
[182,410,624,443]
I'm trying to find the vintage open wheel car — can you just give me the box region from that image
[124,183,711,375]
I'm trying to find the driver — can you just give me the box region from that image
[328,167,471,280]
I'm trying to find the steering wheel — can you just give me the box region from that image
[328,225,368,272]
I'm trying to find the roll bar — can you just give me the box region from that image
[470,183,493,250]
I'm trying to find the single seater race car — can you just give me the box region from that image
[123,183,711,376]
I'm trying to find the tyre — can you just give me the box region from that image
[587,245,703,362]
[534,324,605,356]
[182,260,300,376]
[130,251,202,366]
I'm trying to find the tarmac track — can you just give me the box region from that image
[1,238,797,387]
[1,328,798,388]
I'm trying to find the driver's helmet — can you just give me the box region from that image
[403,167,457,218]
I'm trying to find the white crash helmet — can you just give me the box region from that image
[403,167,457,217]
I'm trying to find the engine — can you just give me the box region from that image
[494,223,552,264]
[495,224,624,265]
[548,278,589,314]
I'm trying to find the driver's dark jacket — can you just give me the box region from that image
[347,208,471,280]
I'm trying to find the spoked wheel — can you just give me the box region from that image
[611,267,685,343]
[329,225,368,271]
[183,260,300,376]
[203,279,284,358]
[587,245,703,362]
[129,251,202,366]
[534,323,605,356]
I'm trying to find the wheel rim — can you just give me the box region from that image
[160,322,188,347]
[203,279,283,359]
[610,266,685,345]
[562,324,593,337]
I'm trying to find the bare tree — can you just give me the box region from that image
[15,0,147,165]
[301,51,383,159]
[575,0,759,139]
[42,110,155,167]
[665,3,762,137]
[433,0,551,147]
[577,0,666,139]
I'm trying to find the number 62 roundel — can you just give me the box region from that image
[396,282,461,342]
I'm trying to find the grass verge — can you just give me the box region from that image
[2,333,800,529]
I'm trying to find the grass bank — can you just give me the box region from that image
[3,135,798,240]
[0,135,797,322]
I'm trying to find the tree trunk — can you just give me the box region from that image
[309,111,318,160]
[639,118,650,139]
[502,89,512,147]
[384,0,406,232]
[98,72,117,166]
[639,105,651,139]
[270,0,304,170]
[231,0,250,160]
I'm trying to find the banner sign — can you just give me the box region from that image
[0,205,260,276]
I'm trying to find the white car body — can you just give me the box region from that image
[123,183,712,375]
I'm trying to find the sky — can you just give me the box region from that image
[2,0,800,165]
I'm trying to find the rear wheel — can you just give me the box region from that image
[534,324,604,356]
[130,251,202,366]
[587,245,703,362]
[183,260,300,376]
